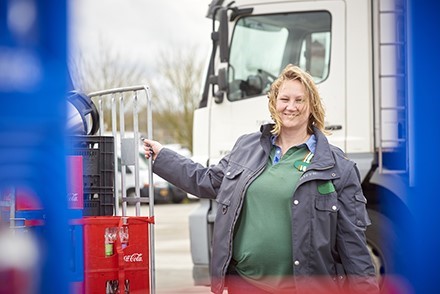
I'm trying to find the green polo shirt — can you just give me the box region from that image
[232,145,311,291]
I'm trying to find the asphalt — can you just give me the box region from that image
[129,201,211,293]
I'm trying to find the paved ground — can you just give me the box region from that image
[130,201,211,294]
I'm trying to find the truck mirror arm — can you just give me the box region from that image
[210,68,228,104]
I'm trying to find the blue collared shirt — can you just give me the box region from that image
[271,134,316,165]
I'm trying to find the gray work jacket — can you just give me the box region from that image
[153,124,379,294]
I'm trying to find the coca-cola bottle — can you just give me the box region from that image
[105,280,118,294]
[105,279,130,294]
[104,227,117,257]
[125,279,130,294]
[119,226,129,249]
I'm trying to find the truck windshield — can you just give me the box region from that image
[228,11,331,101]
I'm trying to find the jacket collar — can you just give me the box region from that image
[260,123,274,137]
[259,124,335,170]
[259,124,274,154]
[309,126,335,170]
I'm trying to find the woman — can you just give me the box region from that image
[143,64,379,294]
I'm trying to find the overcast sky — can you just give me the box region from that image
[68,0,213,73]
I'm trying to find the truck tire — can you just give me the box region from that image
[365,209,396,288]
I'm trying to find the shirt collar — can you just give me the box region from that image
[271,134,316,154]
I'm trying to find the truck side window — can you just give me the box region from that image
[228,11,331,101]
[299,32,331,82]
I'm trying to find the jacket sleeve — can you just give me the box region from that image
[152,147,229,200]
[335,162,380,294]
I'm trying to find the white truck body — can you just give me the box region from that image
[189,0,409,287]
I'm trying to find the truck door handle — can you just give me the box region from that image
[325,125,342,131]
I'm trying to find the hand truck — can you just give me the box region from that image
[88,85,156,294]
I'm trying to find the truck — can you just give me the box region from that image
[188,0,411,290]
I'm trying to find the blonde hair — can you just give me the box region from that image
[268,64,327,136]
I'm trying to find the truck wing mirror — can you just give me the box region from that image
[219,8,229,62]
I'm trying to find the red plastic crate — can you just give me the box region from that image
[81,216,153,272]
[85,269,149,294]
[0,186,43,211]
[81,216,153,293]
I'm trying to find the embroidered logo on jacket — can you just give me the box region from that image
[294,151,314,172]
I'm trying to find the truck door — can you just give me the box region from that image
[208,1,347,160]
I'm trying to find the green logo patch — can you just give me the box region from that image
[294,151,314,172]
[294,160,310,172]
[318,181,335,194]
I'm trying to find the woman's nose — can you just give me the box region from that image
[286,99,298,109]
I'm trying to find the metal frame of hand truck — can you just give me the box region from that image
[88,85,156,294]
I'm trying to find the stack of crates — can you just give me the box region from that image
[67,134,153,292]
[76,85,155,293]
[66,135,116,293]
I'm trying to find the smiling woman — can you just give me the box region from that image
[140,64,380,294]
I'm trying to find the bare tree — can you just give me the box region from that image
[69,38,150,133]
[151,47,205,152]
[69,38,148,93]
[69,40,205,147]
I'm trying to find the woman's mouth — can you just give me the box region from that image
[284,113,299,119]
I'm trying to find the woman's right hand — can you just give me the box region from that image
[142,138,163,161]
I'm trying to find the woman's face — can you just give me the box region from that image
[275,79,310,133]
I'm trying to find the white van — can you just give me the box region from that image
[117,152,187,204]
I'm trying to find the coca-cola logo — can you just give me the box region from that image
[68,193,78,202]
[124,253,143,263]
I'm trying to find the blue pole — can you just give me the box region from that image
[0,1,70,293]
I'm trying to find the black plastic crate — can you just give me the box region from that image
[67,136,115,190]
[83,187,114,216]
[67,136,115,216]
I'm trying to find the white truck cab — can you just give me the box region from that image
[190,0,410,288]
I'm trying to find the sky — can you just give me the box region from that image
[68,0,213,75]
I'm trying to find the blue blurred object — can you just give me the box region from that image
[0,0,71,293]
[404,0,440,293]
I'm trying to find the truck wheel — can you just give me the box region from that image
[365,209,396,288]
